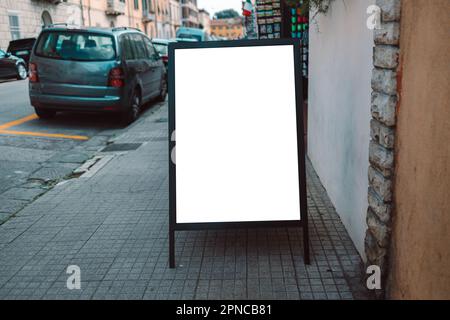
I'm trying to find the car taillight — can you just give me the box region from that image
[162,56,168,63]
[29,63,38,83]
[108,67,124,87]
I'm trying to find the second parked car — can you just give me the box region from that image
[0,49,27,80]
[29,25,167,124]
[7,37,36,68]
[151,38,173,67]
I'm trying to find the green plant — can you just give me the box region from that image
[214,9,240,20]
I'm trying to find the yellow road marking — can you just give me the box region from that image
[0,113,89,140]
[0,114,38,130]
[0,129,89,140]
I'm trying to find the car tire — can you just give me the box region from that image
[16,64,27,80]
[122,89,141,125]
[34,107,56,119]
[156,77,167,102]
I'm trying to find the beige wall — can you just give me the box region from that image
[154,0,169,38]
[169,0,181,38]
[0,0,83,49]
[198,10,210,35]
[388,0,450,300]
[81,0,132,29]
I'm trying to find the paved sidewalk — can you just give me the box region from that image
[0,103,368,300]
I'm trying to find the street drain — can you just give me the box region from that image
[101,143,142,152]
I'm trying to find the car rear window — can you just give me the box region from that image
[153,43,168,56]
[35,31,116,61]
[7,38,36,52]
[177,34,202,41]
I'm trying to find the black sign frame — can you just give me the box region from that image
[168,38,309,268]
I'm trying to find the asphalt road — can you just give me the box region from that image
[0,78,157,224]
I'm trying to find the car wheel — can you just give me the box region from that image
[16,64,27,80]
[35,107,56,119]
[156,77,167,102]
[122,89,141,125]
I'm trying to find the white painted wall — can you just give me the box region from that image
[308,0,374,258]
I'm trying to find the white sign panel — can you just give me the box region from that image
[172,42,302,224]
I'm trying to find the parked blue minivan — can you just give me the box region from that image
[29,25,167,124]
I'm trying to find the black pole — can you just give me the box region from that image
[292,39,310,266]
[168,41,176,269]
[169,228,175,268]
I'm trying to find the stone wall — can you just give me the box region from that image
[364,0,401,297]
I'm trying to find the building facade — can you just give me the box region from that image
[168,0,181,38]
[210,18,243,40]
[154,0,171,38]
[0,0,184,50]
[198,8,210,35]
[81,0,145,31]
[80,0,158,38]
[0,0,83,49]
[180,0,198,28]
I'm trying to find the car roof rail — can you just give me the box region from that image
[43,23,80,29]
[111,26,142,32]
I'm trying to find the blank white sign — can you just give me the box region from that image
[175,44,301,224]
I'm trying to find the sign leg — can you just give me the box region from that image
[169,228,175,268]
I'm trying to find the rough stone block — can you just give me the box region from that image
[374,45,399,69]
[364,230,388,272]
[370,119,395,149]
[366,208,390,247]
[371,91,397,126]
[368,166,392,202]
[368,188,392,223]
[372,68,397,95]
[375,22,400,45]
[376,0,401,22]
[369,141,394,177]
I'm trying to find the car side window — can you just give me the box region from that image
[120,34,134,61]
[130,34,147,60]
[143,37,157,61]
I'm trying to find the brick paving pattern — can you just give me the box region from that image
[0,103,368,299]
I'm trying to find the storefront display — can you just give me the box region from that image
[255,0,282,39]
[254,1,310,77]
[286,5,309,77]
